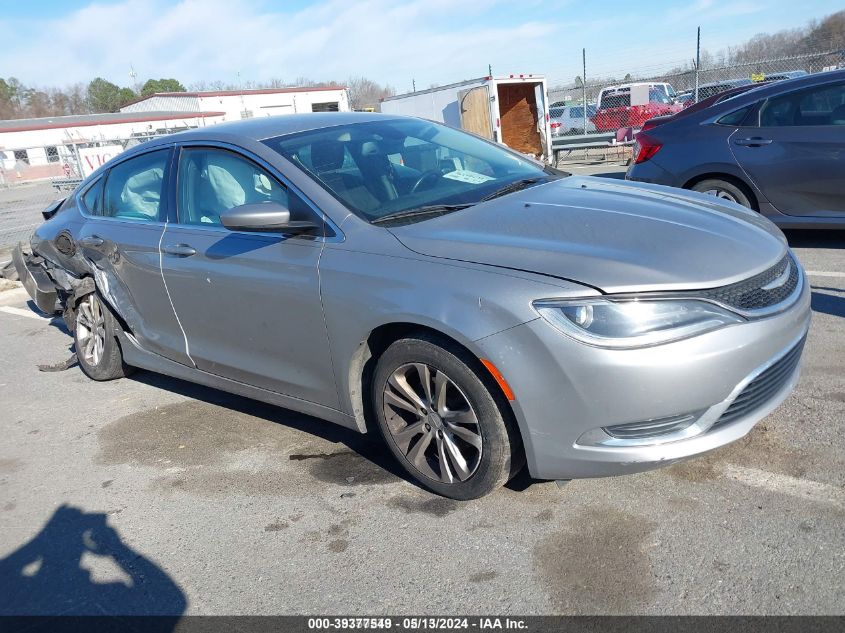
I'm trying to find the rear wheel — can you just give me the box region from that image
[74,292,132,381]
[691,179,752,209]
[372,335,518,499]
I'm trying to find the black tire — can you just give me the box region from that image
[74,292,133,381]
[691,179,752,209]
[372,334,520,499]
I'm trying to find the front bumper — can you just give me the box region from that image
[475,273,812,480]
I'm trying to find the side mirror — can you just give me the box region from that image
[219,201,319,234]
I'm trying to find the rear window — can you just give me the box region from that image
[568,106,596,118]
[600,93,630,109]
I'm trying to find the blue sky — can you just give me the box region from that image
[0,0,841,91]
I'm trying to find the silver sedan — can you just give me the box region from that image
[15,112,810,499]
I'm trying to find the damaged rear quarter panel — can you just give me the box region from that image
[30,193,191,367]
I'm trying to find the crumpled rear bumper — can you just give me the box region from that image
[12,244,59,314]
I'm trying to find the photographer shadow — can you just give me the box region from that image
[0,504,186,622]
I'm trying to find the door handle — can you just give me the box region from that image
[734,137,773,147]
[162,243,196,257]
[78,235,104,247]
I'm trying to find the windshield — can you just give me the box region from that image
[265,118,553,222]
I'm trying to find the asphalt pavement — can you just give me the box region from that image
[0,180,843,615]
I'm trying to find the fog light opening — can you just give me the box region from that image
[603,413,698,440]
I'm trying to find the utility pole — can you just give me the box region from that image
[412,79,416,92]
[582,48,587,135]
[695,27,701,102]
[488,63,492,77]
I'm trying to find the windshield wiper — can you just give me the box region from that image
[481,178,542,202]
[370,204,474,226]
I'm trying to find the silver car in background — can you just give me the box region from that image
[550,104,597,135]
[15,113,810,499]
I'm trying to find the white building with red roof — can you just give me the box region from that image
[0,86,349,182]
[120,86,350,120]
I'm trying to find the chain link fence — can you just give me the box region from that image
[547,47,844,162]
[0,133,177,262]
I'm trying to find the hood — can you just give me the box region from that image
[388,176,788,294]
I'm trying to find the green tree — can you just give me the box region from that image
[0,78,15,119]
[140,78,186,96]
[87,77,122,112]
[118,87,137,106]
[0,78,12,103]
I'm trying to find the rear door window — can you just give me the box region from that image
[760,82,845,127]
[102,150,170,221]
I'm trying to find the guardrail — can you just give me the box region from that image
[551,131,635,166]
[552,132,621,150]
[552,130,639,151]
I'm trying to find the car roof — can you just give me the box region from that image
[601,82,670,92]
[76,111,414,180]
[145,111,401,145]
[657,69,845,127]
[712,69,844,106]
[698,78,753,89]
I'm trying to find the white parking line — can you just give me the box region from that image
[806,271,845,278]
[722,464,845,511]
[0,306,54,321]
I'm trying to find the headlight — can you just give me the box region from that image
[533,298,744,348]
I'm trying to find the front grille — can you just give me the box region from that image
[712,337,805,429]
[699,254,799,312]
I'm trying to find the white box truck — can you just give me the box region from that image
[380,74,553,163]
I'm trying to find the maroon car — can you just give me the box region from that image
[640,81,772,132]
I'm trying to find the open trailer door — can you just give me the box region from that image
[534,83,550,161]
[458,86,494,139]
[497,81,543,158]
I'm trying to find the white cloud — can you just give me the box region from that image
[2,0,833,94]
[1,0,560,90]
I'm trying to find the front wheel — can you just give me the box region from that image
[74,292,133,381]
[372,335,519,499]
[691,179,752,209]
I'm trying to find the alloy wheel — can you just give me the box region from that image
[382,363,483,484]
[77,294,106,366]
[702,188,738,203]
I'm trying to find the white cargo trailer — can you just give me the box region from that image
[380,75,553,162]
